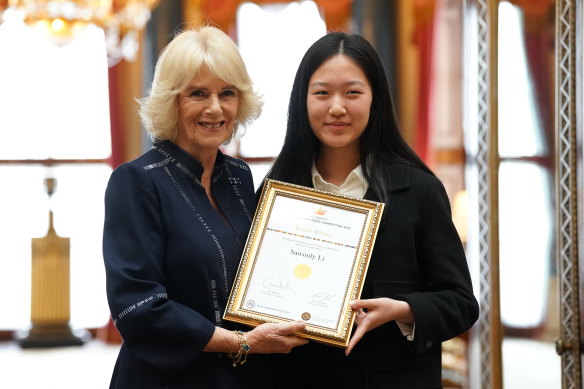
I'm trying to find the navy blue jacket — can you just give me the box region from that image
[271,161,479,389]
[103,141,272,388]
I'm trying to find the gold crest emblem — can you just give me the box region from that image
[314,207,327,216]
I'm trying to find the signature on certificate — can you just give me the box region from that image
[263,276,301,297]
[308,291,336,306]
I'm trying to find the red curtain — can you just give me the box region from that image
[108,66,125,169]
[522,15,554,164]
[411,1,437,164]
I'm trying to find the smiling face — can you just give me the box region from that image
[175,66,239,160]
[307,54,372,156]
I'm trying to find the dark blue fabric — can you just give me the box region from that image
[103,141,272,388]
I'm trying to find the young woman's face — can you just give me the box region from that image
[176,66,239,159]
[307,54,372,154]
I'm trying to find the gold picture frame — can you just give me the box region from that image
[224,179,384,348]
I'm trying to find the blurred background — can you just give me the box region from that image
[0,0,576,388]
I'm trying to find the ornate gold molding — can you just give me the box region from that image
[555,0,582,388]
[476,0,503,388]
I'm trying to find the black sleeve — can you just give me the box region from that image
[102,164,215,376]
[398,177,479,354]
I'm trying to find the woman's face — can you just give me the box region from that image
[307,54,372,154]
[176,66,239,159]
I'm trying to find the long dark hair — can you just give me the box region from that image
[266,32,433,209]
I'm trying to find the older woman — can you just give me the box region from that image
[103,26,306,389]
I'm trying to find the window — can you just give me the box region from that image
[0,15,111,330]
[232,1,326,187]
[497,2,554,329]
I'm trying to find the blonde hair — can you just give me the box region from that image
[138,26,262,141]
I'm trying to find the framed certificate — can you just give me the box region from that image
[224,179,384,348]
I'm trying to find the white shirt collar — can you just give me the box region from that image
[311,163,368,198]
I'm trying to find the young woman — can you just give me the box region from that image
[266,32,479,389]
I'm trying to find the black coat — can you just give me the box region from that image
[103,141,273,388]
[271,161,479,389]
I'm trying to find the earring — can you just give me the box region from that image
[223,122,239,145]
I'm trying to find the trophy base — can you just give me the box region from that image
[15,324,90,348]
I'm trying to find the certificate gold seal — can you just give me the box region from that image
[293,263,312,279]
[301,312,311,321]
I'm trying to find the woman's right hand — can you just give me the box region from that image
[246,321,308,354]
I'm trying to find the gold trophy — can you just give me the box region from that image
[18,177,86,347]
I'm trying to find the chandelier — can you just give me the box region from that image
[0,0,159,64]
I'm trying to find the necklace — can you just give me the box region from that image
[152,144,253,328]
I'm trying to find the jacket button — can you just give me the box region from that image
[425,340,433,348]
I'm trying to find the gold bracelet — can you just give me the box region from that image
[227,330,251,367]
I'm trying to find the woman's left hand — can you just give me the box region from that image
[345,297,413,355]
